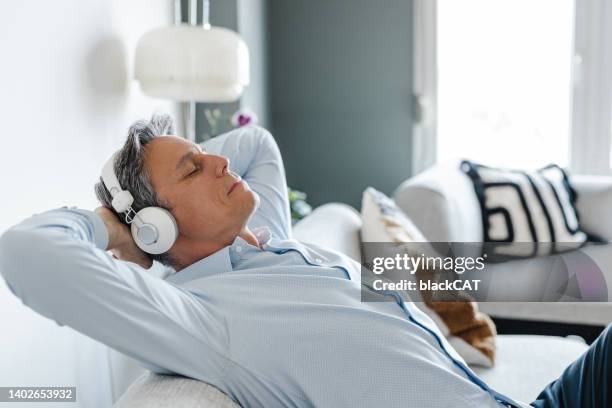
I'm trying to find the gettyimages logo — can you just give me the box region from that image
[371,253,486,275]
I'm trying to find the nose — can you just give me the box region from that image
[215,156,230,178]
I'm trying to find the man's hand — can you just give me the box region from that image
[95,207,153,269]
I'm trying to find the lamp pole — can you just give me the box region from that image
[186,0,199,142]
[182,0,211,142]
[175,0,196,142]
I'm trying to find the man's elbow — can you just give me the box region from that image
[252,126,283,159]
[0,228,49,297]
[244,125,277,148]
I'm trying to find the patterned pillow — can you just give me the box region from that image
[360,187,497,367]
[461,160,588,259]
[361,187,427,243]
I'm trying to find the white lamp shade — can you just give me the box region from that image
[135,24,249,102]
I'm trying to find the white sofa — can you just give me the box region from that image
[393,162,612,326]
[114,202,590,406]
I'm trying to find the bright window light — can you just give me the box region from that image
[436,0,575,169]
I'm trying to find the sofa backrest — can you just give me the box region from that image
[292,203,363,262]
[572,175,612,241]
[393,162,483,242]
[393,163,612,244]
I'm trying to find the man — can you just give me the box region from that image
[0,114,610,408]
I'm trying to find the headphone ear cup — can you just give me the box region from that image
[130,207,178,255]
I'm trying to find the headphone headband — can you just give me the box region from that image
[101,152,135,214]
[101,152,123,197]
[99,149,178,255]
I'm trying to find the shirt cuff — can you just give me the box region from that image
[70,209,109,251]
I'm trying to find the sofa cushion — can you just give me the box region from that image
[473,335,588,403]
[114,372,239,408]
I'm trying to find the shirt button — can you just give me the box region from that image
[236,246,243,253]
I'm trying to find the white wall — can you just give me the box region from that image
[0,1,179,406]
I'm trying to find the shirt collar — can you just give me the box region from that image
[164,226,272,285]
[252,226,272,246]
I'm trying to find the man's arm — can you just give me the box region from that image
[202,125,292,240]
[0,208,230,379]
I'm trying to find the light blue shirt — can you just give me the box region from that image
[0,126,521,407]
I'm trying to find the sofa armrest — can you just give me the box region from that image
[292,203,362,262]
[114,372,239,408]
[572,175,612,240]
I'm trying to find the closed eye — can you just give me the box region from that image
[183,147,205,179]
[187,167,199,177]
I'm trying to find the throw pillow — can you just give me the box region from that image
[360,187,497,367]
[461,160,588,259]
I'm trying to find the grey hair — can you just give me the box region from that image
[94,113,178,268]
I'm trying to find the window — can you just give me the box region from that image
[437,0,573,169]
[413,0,612,175]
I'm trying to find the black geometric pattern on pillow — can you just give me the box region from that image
[460,160,588,259]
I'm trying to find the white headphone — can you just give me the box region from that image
[101,152,179,255]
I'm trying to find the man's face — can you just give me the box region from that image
[144,136,257,246]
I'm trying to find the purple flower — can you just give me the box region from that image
[231,108,258,128]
